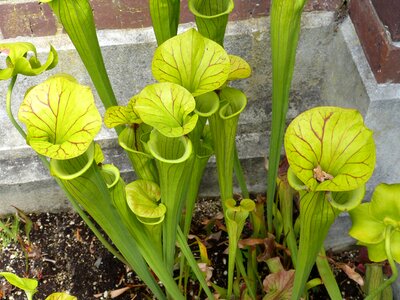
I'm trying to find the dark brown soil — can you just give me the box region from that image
[0,198,365,300]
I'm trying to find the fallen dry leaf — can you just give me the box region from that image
[337,262,364,286]
[93,286,131,298]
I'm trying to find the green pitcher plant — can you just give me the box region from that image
[188,0,234,46]
[350,183,400,299]
[3,0,392,298]
[16,74,175,299]
[284,106,376,298]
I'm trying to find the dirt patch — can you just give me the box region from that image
[0,199,366,299]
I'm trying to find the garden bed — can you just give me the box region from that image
[1,197,366,299]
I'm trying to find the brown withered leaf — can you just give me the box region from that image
[263,269,295,300]
[93,286,131,298]
[238,238,265,248]
[198,262,214,286]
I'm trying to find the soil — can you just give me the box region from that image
[0,197,366,300]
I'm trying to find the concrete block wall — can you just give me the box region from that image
[0,1,400,289]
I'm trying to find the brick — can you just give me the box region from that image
[0,0,341,39]
[350,0,400,83]
[90,0,153,30]
[371,0,400,41]
[0,2,57,39]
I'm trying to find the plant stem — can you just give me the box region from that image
[6,76,27,139]
[233,144,249,199]
[316,248,342,299]
[365,226,398,300]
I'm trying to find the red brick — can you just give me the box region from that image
[0,2,56,39]
[90,0,153,30]
[350,0,400,83]
[0,0,341,38]
[371,0,400,41]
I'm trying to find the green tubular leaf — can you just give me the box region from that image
[316,248,342,300]
[118,126,159,183]
[18,75,102,160]
[224,198,255,299]
[277,176,298,266]
[100,164,120,188]
[50,143,95,180]
[126,180,166,225]
[284,106,376,192]
[46,0,118,110]
[329,185,365,211]
[52,156,167,299]
[195,91,220,117]
[188,0,234,45]
[228,55,252,81]
[109,179,183,299]
[45,293,77,300]
[149,0,180,45]
[148,130,193,164]
[267,0,307,233]
[152,29,230,96]
[182,141,213,236]
[291,191,338,300]
[0,42,58,79]
[287,167,308,191]
[135,83,198,137]
[149,130,194,274]
[219,87,247,119]
[0,272,38,293]
[209,87,247,201]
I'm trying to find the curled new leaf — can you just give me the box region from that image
[135,82,198,137]
[152,29,230,96]
[0,42,58,80]
[18,75,102,160]
[126,180,166,225]
[284,106,375,192]
[349,183,400,263]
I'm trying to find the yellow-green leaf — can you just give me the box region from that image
[126,179,166,225]
[284,106,375,192]
[135,82,198,137]
[152,29,230,96]
[104,96,142,128]
[227,55,251,81]
[45,292,77,300]
[0,272,37,293]
[18,75,102,160]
